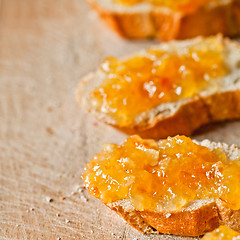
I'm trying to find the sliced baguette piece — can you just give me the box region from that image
[87,0,240,40]
[77,36,240,139]
[83,137,240,237]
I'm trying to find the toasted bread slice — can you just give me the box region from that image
[87,0,240,40]
[83,137,240,237]
[77,36,240,139]
[106,139,240,236]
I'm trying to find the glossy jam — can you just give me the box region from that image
[82,135,240,211]
[202,226,240,240]
[90,37,227,127]
[115,0,219,13]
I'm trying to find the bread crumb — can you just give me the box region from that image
[77,185,85,193]
[70,191,76,196]
[80,195,88,202]
[26,208,34,212]
[65,219,70,223]
[46,196,53,203]
[56,213,60,217]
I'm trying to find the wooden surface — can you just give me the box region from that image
[1,0,240,239]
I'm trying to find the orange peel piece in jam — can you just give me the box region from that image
[82,135,240,212]
[202,226,240,240]
[90,37,228,127]
[115,0,220,13]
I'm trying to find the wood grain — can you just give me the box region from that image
[0,0,240,239]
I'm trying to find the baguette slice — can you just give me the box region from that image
[77,36,240,139]
[87,0,240,40]
[83,137,240,237]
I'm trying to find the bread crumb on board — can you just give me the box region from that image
[45,196,54,202]
[60,185,86,200]
[111,233,121,239]
[80,195,88,202]
[65,219,71,223]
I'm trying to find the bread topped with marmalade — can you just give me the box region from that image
[86,0,240,40]
[77,35,240,139]
[82,135,240,237]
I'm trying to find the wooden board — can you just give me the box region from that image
[1,0,240,239]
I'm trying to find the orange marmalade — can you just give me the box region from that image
[90,37,228,127]
[82,135,240,212]
[202,226,240,240]
[115,0,220,13]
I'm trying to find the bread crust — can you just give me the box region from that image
[107,200,240,236]
[117,90,240,139]
[139,202,220,236]
[103,140,240,237]
[87,0,240,40]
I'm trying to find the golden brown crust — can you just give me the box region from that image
[87,0,240,41]
[115,90,240,139]
[116,97,210,139]
[139,202,220,236]
[107,200,240,236]
[204,91,240,121]
[106,202,159,234]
